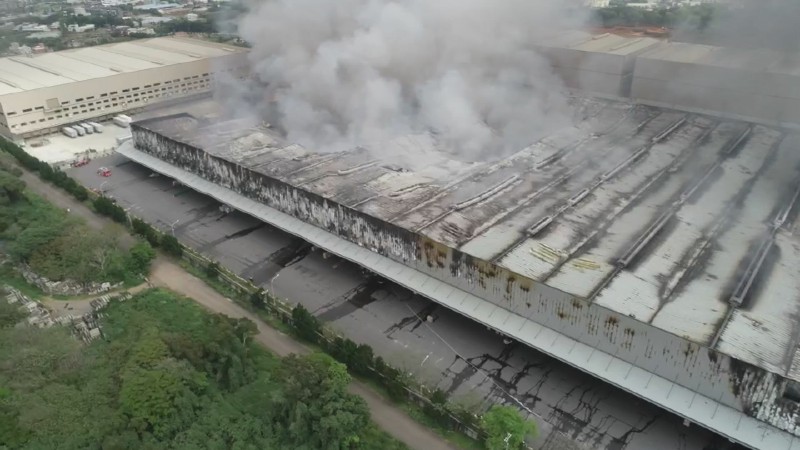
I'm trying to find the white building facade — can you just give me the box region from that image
[0,37,248,141]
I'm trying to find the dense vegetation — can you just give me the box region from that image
[0,139,535,450]
[0,156,153,286]
[0,289,406,450]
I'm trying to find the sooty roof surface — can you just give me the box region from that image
[136,98,800,379]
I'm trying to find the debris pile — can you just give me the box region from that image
[19,265,122,296]
[3,285,132,343]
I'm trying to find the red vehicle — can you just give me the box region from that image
[71,158,90,167]
[97,167,111,177]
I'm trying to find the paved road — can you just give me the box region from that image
[17,164,459,450]
[57,153,745,450]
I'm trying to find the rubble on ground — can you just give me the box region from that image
[3,285,131,343]
[19,264,122,296]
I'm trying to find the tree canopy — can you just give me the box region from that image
[482,405,537,450]
[0,164,155,285]
[0,289,406,450]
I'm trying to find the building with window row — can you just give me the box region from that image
[0,36,249,142]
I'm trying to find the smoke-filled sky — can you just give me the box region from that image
[218,0,586,160]
[673,0,800,51]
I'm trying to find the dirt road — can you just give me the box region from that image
[20,168,460,450]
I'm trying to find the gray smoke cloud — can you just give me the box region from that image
[672,0,800,52]
[218,0,586,161]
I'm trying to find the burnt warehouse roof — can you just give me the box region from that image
[131,98,800,383]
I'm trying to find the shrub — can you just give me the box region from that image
[249,289,266,310]
[205,261,220,280]
[482,405,537,450]
[131,218,160,247]
[126,241,156,275]
[291,304,321,343]
[160,234,183,258]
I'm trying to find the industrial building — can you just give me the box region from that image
[538,31,662,98]
[0,36,248,142]
[121,100,800,450]
[541,31,800,128]
[107,32,800,450]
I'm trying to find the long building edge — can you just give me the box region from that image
[117,140,800,450]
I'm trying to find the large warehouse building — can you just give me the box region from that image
[0,36,248,141]
[115,34,800,450]
[540,31,800,128]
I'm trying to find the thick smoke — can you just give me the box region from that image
[219,0,585,161]
[672,0,800,52]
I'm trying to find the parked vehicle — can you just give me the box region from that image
[89,122,104,133]
[97,167,111,177]
[61,126,78,138]
[79,123,94,134]
[113,116,130,128]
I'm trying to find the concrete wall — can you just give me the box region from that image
[631,57,800,127]
[0,52,248,140]
[540,47,635,97]
[131,122,800,436]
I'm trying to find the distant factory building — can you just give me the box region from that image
[0,37,248,142]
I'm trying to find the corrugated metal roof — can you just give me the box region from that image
[133,99,800,387]
[0,37,247,95]
[117,141,800,450]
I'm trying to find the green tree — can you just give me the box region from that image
[120,330,206,438]
[132,218,161,247]
[0,171,25,205]
[8,212,68,262]
[126,241,156,275]
[481,405,537,450]
[278,353,370,449]
[0,288,406,450]
[160,235,183,258]
[291,304,321,343]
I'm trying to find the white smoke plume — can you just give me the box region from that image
[220,0,586,161]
